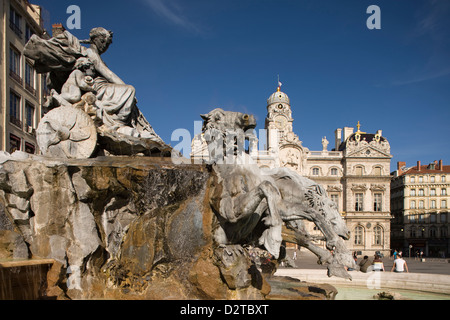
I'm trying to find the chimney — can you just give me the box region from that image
[335,128,342,150]
[397,162,406,170]
[439,160,443,171]
[343,127,354,142]
[417,161,421,171]
[397,162,406,175]
[52,23,65,37]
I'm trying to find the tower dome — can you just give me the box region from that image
[267,87,290,106]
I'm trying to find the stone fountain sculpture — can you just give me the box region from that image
[24,27,171,158]
[200,108,356,280]
[0,27,352,300]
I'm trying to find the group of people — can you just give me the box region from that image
[357,251,409,273]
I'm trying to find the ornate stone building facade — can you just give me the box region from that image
[391,160,450,257]
[192,86,392,256]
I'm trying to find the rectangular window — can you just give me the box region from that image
[442,176,446,183]
[9,46,21,77]
[431,176,435,183]
[354,226,363,245]
[419,176,423,183]
[442,200,447,209]
[430,214,436,223]
[373,193,382,212]
[374,226,383,245]
[441,214,447,223]
[410,189,416,196]
[410,176,415,183]
[330,194,338,204]
[442,189,447,196]
[25,62,35,93]
[431,200,436,209]
[355,193,364,211]
[25,142,35,154]
[25,102,35,128]
[419,189,424,196]
[25,24,34,42]
[9,6,22,37]
[410,200,416,209]
[419,200,424,209]
[430,188,436,196]
[9,134,21,153]
[9,91,21,127]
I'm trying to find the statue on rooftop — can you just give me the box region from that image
[25,27,170,158]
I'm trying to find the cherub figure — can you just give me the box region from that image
[51,57,96,107]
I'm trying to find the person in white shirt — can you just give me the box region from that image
[391,255,409,273]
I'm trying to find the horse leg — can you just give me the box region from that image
[230,180,283,258]
[283,223,333,265]
[280,203,339,251]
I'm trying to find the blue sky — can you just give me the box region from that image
[33,0,450,170]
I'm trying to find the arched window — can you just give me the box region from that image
[354,226,364,245]
[429,227,437,238]
[331,168,338,176]
[374,225,383,245]
[355,166,364,176]
[373,166,382,175]
[312,167,320,176]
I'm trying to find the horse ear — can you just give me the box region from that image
[315,185,325,196]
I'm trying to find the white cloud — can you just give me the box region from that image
[391,1,450,86]
[142,0,203,34]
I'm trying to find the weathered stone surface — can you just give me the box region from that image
[36,106,98,159]
[266,276,338,300]
[0,157,260,299]
[0,156,335,300]
[0,230,28,259]
[215,245,252,290]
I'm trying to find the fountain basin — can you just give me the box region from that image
[0,259,54,300]
[275,269,450,298]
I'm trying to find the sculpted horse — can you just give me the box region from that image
[202,108,356,279]
[201,108,257,164]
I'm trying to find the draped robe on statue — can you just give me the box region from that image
[24,31,162,141]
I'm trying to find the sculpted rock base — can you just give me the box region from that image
[0,155,335,300]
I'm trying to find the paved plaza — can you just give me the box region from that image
[283,248,450,275]
[276,249,450,297]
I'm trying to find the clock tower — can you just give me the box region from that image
[265,85,294,151]
[263,84,307,172]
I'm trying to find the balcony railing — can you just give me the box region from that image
[9,20,23,38]
[10,115,23,129]
[25,83,36,95]
[9,70,23,85]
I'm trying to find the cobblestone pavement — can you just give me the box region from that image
[283,248,450,275]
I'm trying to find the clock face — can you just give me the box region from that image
[274,116,287,129]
